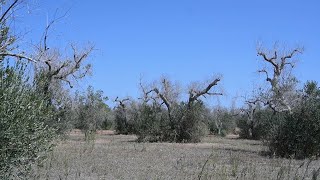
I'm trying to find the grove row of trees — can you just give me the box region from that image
[113,77,223,142]
[1,0,319,178]
[112,46,320,160]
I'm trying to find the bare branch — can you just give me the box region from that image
[152,87,171,110]
[281,48,302,64]
[0,0,19,24]
[55,77,73,88]
[138,77,153,103]
[61,45,93,78]
[207,92,223,96]
[35,35,93,98]
[142,77,179,112]
[41,8,71,51]
[257,50,278,69]
[266,100,277,113]
[0,52,35,62]
[188,78,222,104]
[258,69,271,82]
[43,21,53,51]
[284,62,294,68]
[43,45,93,88]
[52,61,69,76]
[45,60,52,71]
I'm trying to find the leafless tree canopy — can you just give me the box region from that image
[188,78,222,107]
[257,45,303,113]
[35,44,93,88]
[33,15,94,99]
[142,76,223,109]
[139,77,180,114]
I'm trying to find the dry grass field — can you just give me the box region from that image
[31,130,320,180]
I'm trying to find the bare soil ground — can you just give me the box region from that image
[32,130,320,180]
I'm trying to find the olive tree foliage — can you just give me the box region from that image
[0,62,56,178]
[256,44,303,114]
[72,86,109,141]
[269,81,320,159]
[0,1,57,178]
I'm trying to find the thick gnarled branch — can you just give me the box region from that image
[141,77,178,111]
[40,45,93,89]
[188,78,222,106]
[152,87,171,111]
[257,51,278,69]
[0,52,35,62]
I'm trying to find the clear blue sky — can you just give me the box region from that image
[19,0,320,107]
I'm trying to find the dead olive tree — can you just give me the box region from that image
[179,77,222,142]
[31,13,94,135]
[129,77,180,141]
[257,44,303,114]
[145,77,180,129]
[34,21,93,104]
[142,76,222,142]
